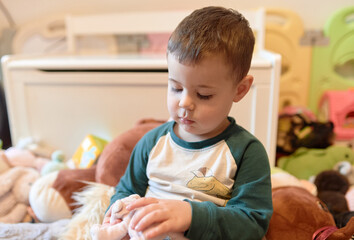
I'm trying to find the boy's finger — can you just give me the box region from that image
[126,197,158,210]
[144,220,171,239]
[102,217,110,224]
[111,218,123,225]
[134,210,168,232]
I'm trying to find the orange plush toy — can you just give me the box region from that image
[265,186,354,240]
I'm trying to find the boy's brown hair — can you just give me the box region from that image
[167,6,255,82]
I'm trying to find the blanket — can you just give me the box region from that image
[0,219,69,240]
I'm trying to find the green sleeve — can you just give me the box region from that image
[108,136,150,208]
[185,141,273,240]
[107,122,171,210]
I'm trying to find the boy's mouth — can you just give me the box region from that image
[180,117,194,125]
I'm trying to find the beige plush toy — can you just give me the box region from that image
[0,166,40,223]
[0,147,50,171]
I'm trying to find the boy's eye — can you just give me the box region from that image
[171,87,182,92]
[197,93,213,100]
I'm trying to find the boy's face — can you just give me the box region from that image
[167,53,252,142]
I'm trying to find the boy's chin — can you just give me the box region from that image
[179,127,213,142]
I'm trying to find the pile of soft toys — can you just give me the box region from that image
[0,137,75,223]
[273,106,354,238]
[0,143,50,223]
[1,113,354,239]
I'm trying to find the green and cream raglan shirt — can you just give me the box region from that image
[110,117,273,240]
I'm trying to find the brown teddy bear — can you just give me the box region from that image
[266,186,354,239]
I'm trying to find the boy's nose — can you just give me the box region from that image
[179,93,194,110]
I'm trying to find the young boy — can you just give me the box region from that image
[103,6,273,239]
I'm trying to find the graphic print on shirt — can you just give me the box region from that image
[187,167,231,199]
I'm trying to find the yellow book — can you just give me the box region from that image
[72,135,108,168]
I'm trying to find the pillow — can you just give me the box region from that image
[95,119,165,186]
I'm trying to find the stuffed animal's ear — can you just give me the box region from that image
[328,217,354,240]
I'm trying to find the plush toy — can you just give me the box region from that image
[91,194,186,240]
[314,170,349,194]
[95,118,166,186]
[270,167,317,195]
[59,182,115,240]
[276,106,334,155]
[29,119,166,223]
[334,161,354,185]
[314,170,354,229]
[265,186,354,240]
[0,147,50,171]
[277,145,354,180]
[293,121,334,150]
[90,194,143,240]
[0,166,40,223]
[29,171,74,223]
[347,186,354,211]
[15,136,55,158]
[40,150,68,176]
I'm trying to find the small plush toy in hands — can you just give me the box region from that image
[90,194,145,240]
[90,194,187,240]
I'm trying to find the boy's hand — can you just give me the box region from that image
[127,197,192,239]
[102,204,129,240]
[102,204,122,225]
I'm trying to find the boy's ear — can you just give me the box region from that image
[233,75,254,103]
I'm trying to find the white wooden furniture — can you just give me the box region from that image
[2,52,280,165]
[2,9,280,165]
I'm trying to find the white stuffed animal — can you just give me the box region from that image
[0,166,40,223]
[90,194,187,240]
[91,194,145,240]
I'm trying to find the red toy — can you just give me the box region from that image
[318,89,354,140]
